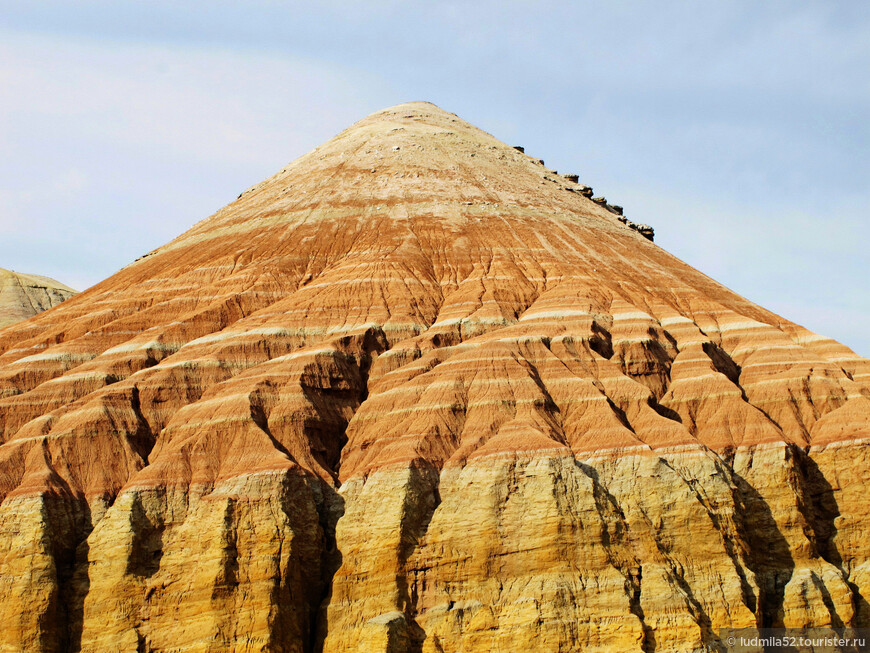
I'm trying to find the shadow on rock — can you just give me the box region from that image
[730,468,796,629]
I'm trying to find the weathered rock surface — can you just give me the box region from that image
[0,268,76,328]
[0,102,867,652]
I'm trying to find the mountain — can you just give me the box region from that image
[0,102,867,652]
[0,268,76,328]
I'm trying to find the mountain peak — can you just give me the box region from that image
[353,101,460,127]
[163,100,637,263]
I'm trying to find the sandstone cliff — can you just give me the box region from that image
[0,268,76,328]
[0,103,867,652]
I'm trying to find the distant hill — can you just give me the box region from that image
[0,268,77,328]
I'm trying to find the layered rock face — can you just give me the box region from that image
[0,102,867,652]
[0,268,76,328]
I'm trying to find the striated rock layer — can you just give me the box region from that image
[0,102,868,652]
[0,268,76,328]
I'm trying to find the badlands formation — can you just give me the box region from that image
[0,102,868,653]
[0,268,76,328]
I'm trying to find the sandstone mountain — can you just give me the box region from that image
[0,268,76,328]
[0,102,868,652]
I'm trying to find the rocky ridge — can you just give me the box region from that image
[0,102,867,652]
[0,268,76,328]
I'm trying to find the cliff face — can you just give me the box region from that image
[0,269,76,328]
[0,102,867,652]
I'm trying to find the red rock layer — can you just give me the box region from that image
[0,103,867,652]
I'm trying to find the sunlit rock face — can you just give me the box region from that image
[0,102,867,652]
[0,268,76,328]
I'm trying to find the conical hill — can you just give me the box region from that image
[0,102,867,652]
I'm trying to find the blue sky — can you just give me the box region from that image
[0,1,867,355]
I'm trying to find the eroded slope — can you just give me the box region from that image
[0,103,867,652]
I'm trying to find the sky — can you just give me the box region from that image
[0,1,867,356]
